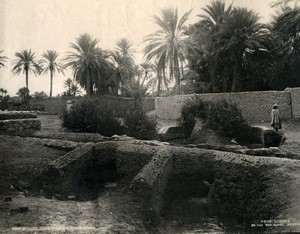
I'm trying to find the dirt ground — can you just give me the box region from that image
[0,115,300,233]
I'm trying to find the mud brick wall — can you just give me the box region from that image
[116,143,158,181]
[34,96,155,117]
[130,148,173,215]
[155,89,299,122]
[287,87,300,119]
[39,140,300,223]
[170,147,300,221]
[0,118,41,136]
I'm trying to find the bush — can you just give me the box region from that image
[62,98,124,137]
[0,96,10,111]
[124,100,157,140]
[181,97,250,139]
[181,96,211,137]
[205,99,250,138]
[63,97,157,140]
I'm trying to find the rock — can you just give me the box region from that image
[130,148,173,215]
[158,125,185,141]
[264,130,285,147]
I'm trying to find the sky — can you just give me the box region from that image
[0,0,276,97]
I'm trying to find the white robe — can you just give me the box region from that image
[271,108,281,129]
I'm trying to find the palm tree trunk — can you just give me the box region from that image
[174,54,180,94]
[162,67,168,91]
[231,62,241,92]
[141,72,147,87]
[86,69,91,96]
[25,69,29,90]
[180,59,185,80]
[50,70,53,98]
[157,72,161,97]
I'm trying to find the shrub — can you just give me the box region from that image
[124,99,157,140]
[0,96,10,111]
[205,99,250,138]
[181,96,211,137]
[181,97,250,139]
[62,98,124,137]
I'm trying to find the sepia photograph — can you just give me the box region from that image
[0,0,300,233]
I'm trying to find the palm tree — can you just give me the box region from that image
[137,62,154,87]
[0,50,8,68]
[40,50,64,98]
[33,91,47,99]
[116,38,135,59]
[270,7,300,88]
[271,0,299,8]
[64,33,111,96]
[64,78,81,96]
[64,78,73,96]
[194,0,233,92]
[272,8,300,57]
[143,8,193,94]
[0,88,4,97]
[213,7,272,91]
[17,87,30,105]
[71,83,81,96]
[3,90,7,97]
[198,0,232,33]
[142,61,171,96]
[109,38,136,95]
[11,49,40,90]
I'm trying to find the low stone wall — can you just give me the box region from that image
[155,89,298,122]
[0,118,41,136]
[116,143,158,181]
[0,111,40,136]
[39,140,300,225]
[40,142,118,196]
[40,141,158,196]
[130,148,173,214]
[0,111,37,120]
[171,147,300,222]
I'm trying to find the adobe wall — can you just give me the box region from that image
[155,89,298,122]
[39,140,300,225]
[34,96,155,117]
[287,87,300,119]
[170,146,300,222]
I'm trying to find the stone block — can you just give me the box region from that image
[158,125,185,141]
[263,130,284,147]
[130,148,173,215]
[39,143,95,195]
